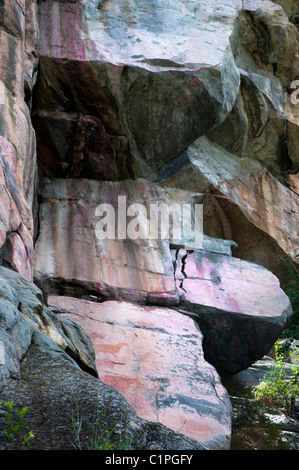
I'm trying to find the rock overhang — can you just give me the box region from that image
[33,177,293,380]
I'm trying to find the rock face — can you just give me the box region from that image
[150,136,299,263]
[0,266,97,392]
[176,250,292,376]
[48,295,232,449]
[34,176,292,379]
[0,266,211,450]
[33,0,240,179]
[0,0,298,451]
[0,0,39,278]
[31,0,299,276]
[34,178,182,306]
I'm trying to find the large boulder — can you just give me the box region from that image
[0,265,216,450]
[175,250,292,377]
[33,177,292,378]
[33,177,235,305]
[33,178,185,306]
[32,0,241,179]
[31,1,299,279]
[0,0,297,452]
[201,194,292,286]
[0,341,209,451]
[0,266,97,391]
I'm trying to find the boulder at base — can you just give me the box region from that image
[0,266,218,450]
[48,295,232,450]
[175,249,293,377]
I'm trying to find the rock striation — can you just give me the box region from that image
[32,0,299,276]
[33,177,292,380]
[0,0,39,280]
[0,0,298,451]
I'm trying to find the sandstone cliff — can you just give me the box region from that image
[0,0,298,450]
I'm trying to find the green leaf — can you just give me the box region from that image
[5,429,14,440]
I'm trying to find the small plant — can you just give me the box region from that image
[253,340,299,415]
[0,400,34,450]
[69,404,83,450]
[88,421,136,450]
[69,406,140,450]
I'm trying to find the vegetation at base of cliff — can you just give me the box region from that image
[0,400,34,450]
[250,254,299,416]
[68,405,143,450]
[0,400,143,450]
[252,340,299,416]
[229,255,299,450]
[283,254,299,340]
[228,382,294,450]
[249,255,299,418]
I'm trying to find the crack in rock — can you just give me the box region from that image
[171,246,194,295]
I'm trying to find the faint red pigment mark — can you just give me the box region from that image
[94,342,128,354]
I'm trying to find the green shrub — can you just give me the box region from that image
[69,405,141,450]
[253,340,299,415]
[0,400,34,450]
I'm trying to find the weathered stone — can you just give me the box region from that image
[223,354,299,450]
[32,0,241,179]
[207,71,288,176]
[150,136,299,262]
[48,295,232,449]
[33,177,201,305]
[33,176,293,378]
[30,0,299,290]
[1,232,32,279]
[0,0,298,452]
[0,0,39,279]
[0,266,218,450]
[234,1,299,88]
[175,250,292,377]
[273,0,299,18]
[33,177,236,304]
[202,194,291,285]
[207,0,299,270]
[0,338,208,450]
[0,266,97,390]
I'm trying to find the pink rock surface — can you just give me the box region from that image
[219,171,299,260]
[48,295,232,449]
[176,249,292,376]
[0,135,35,280]
[0,0,38,279]
[33,178,201,305]
[178,250,291,317]
[2,232,32,279]
[157,136,299,262]
[34,177,292,378]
